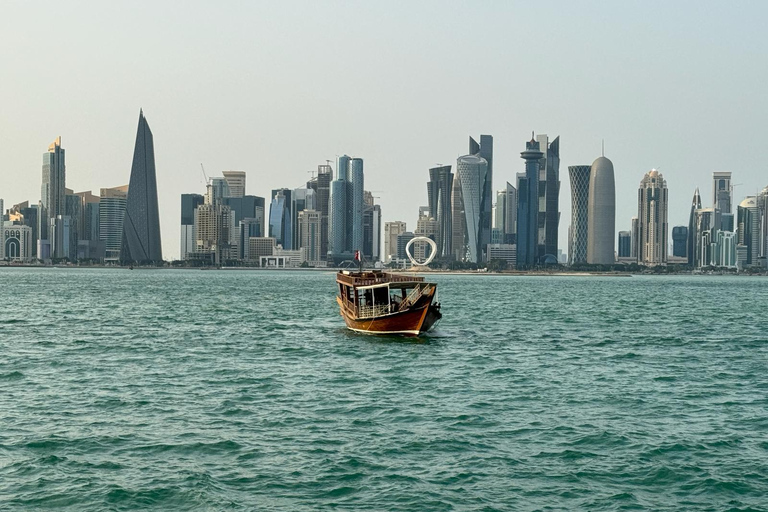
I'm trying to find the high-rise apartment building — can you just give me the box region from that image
[469,135,493,262]
[75,191,100,242]
[224,194,265,254]
[396,232,415,260]
[712,172,732,214]
[195,201,232,264]
[694,208,716,267]
[568,165,591,265]
[181,193,205,260]
[587,156,615,265]
[456,154,488,264]
[269,188,291,249]
[672,226,688,258]
[687,188,702,266]
[414,208,438,263]
[328,155,364,263]
[637,169,668,265]
[759,186,768,264]
[384,221,406,262]
[307,163,332,260]
[536,135,561,261]
[348,158,364,252]
[427,165,453,259]
[737,197,760,266]
[618,231,631,258]
[517,137,543,268]
[121,110,163,264]
[40,136,66,243]
[100,185,129,262]
[362,192,381,261]
[291,188,316,250]
[630,217,639,259]
[222,170,246,198]
[451,173,465,261]
[298,209,322,263]
[494,183,517,245]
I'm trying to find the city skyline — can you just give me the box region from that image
[2,2,768,260]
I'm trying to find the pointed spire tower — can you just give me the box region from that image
[687,188,701,266]
[120,109,163,264]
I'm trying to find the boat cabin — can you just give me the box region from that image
[336,271,434,320]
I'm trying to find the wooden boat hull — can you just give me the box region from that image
[336,296,441,336]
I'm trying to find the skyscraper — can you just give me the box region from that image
[618,231,631,258]
[121,110,163,264]
[687,188,702,266]
[348,158,364,252]
[456,154,488,264]
[223,194,265,256]
[759,186,768,265]
[327,155,364,263]
[568,165,591,265]
[517,137,543,268]
[737,197,760,266]
[637,169,668,265]
[181,193,205,260]
[672,226,688,258]
[712,171,732,213]
[451,173,465,261]
[100,185,128,263]
[328,177,347,260]
[384,221,406,262]
[536,135,560,260]
[469,135,493,262]
[298,209,322,263]
[694,208,716,268]
[587,156,615,265]
[222,170,246,198]
[291,187,316,250]
[307,163,332,260]
[427,165,453,259]
[269,188,292,249]
[75,191,100,243]
[494,182,517,245]
[630,217,639,259]
[40,136,66,243]
[362,193,381,261]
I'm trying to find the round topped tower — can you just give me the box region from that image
[587,156,616,264]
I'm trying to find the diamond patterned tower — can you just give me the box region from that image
[568,165,591,264]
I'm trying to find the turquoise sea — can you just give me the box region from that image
[1,269,767,511]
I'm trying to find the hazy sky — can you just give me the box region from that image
[2,1,767,259]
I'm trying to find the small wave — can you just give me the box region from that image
[0,370,24,380]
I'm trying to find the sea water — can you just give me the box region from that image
[1,269,767,511]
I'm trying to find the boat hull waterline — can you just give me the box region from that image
[336,296,441,336]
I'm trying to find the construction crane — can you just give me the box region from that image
[200,163,209,184]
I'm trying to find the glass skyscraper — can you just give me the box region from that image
[568,165,591,265]
[121,110,163,264]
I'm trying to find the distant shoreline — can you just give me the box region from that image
[1,264,766,277]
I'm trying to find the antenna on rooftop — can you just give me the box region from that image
[602,139,605,157]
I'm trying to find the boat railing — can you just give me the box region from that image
[358,304,391,319]
[398,284,424,311]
